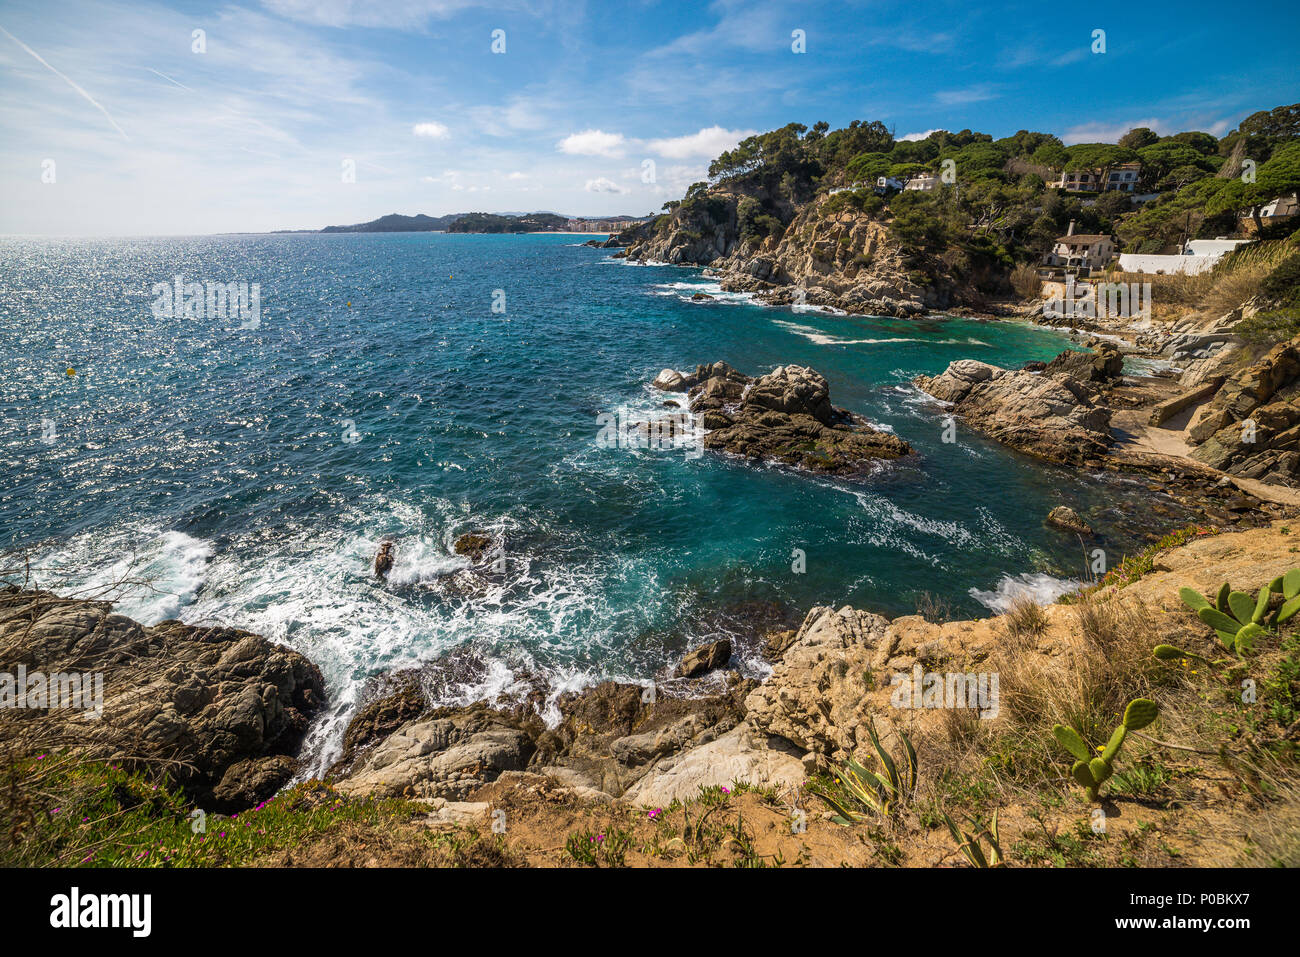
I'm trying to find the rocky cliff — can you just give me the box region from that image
[622,190,970,317]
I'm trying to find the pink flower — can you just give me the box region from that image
[648,808,662,819]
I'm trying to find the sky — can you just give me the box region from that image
[0,0,1297,235]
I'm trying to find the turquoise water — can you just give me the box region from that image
[0,232,1187,763]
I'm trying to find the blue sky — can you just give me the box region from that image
[1,0,1297,235]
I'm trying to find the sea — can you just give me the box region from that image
[0,232,1195,768]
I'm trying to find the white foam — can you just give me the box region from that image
[28,527,213,625]
[773,319,926,346]
[969,572,1080,613]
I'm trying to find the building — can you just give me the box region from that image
[875,175,907,193]
[1238,192,1299,234]
[1044,220,1115,273]
[566,218,643,233]
[904,174,939,192]
[1050,162,1141,193]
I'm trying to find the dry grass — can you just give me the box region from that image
[1010,262,1041,300]
[1108,240,1292,319]
[1003,596,1049,650]
[915,591,953,624]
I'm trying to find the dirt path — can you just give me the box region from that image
[1110,408,1300,507]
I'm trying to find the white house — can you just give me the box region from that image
[1045,220,1115,271]
[904,174,939,191]
[1051,162,1141,193]
[875,175,907,193]
[1239,192,1299,233]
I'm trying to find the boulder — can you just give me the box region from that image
[0,587,325,811]
[334,705,536,801]
[674,638,732,678]
[1046,505,1092,535]
[619,724,805,807]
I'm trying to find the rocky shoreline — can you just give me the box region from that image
[8,515,1300,868]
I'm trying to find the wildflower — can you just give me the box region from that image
[648,808,661,819]
[721,787,730,794]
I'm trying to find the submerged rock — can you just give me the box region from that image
[453,532,495,563]
[1046,505,1093,535]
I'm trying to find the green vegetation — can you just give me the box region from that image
[446,211,570,233]
[565,827,633,866]
[810,721,917,823]
[1053,698,1160,802]
[652,101,1300,292]
[0,752,423,867]
[943,809,1006,867]
[1161,569,1300,660]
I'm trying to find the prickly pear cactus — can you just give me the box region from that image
[1053,698,1159,802]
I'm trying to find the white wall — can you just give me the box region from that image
[1117,253,1219,275]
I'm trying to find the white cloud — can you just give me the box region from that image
[259,0,481,29]
[507,171,528,180]
[899,129,941,142]
[413,121,449,138]
[559,129,626,157]
[645,125,755,159]
[585,177,626,194]
[1060,118,1169,145]
[935,85,999,106]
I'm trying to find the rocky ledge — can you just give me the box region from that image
[915,355,1113,465]
[0,585,325,811]
[653,361,911,474]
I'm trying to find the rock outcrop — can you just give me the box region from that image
[654,361,911,474]
[1187,335,1300,485]
[914,358,1113,464]
[674,638,732,678]
[621,190,975,317]
[0,586,325,811]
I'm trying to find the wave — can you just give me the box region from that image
[23,527,214,625]
[773,319,925,346]
[969,572,1079,612]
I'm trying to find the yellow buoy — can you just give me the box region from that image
[66,368,75,376]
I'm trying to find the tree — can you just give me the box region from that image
[1119,127,1160,150]
[1163,130,1219,155]
[1235,102,1300,161]
[1136,141,1214,190]
[1030,142,1068,170]
[845,152,892,183]
[817,119,894,170]
[995,130,1063,158]
[1206,140,1300,233]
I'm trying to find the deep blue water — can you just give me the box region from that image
[0,232,1187,764]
